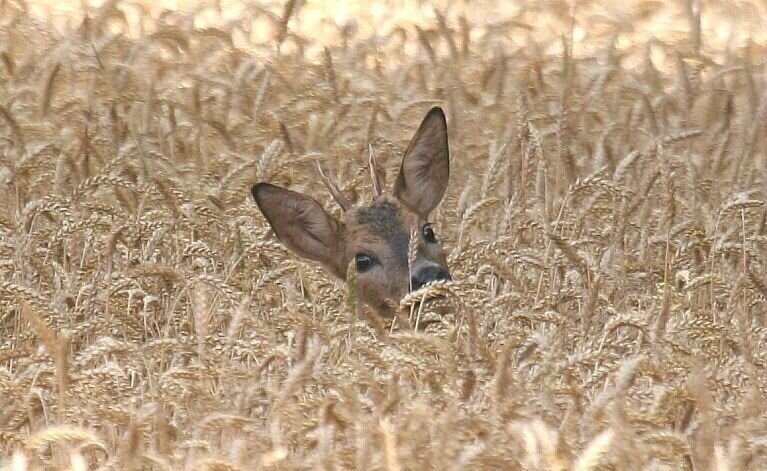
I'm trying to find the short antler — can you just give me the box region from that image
[369,144,382,197]
[316,161,352,211]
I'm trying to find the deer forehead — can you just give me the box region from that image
[344,198,421,259]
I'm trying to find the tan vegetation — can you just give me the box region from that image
[1,0,767,469]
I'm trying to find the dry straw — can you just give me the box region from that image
[1,0,767,469]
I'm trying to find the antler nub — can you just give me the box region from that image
[316,161,352,211]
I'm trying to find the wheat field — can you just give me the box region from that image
[1,0,767,469]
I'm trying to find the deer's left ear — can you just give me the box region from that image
[393,106,450,218]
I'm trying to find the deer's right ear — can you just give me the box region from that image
[251,183,346,278]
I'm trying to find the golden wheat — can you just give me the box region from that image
[2,0,767,469]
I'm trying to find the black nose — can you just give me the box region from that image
[411,265,452,291]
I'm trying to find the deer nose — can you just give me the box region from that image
[410,265,452,291]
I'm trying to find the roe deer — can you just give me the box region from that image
[251,106,452,316]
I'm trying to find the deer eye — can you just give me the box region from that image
[422,224,437,243]
[355,253,373,272]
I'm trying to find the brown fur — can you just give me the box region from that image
[342,196,450,315]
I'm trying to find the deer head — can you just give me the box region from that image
[251,107,452,316]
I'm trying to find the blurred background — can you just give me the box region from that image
[21,0,767,60]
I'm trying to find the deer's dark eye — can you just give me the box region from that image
[355,253,373,272]
[422,224,437,243]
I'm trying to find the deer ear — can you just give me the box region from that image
[251,183,346,278]
[393,106,450,217]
